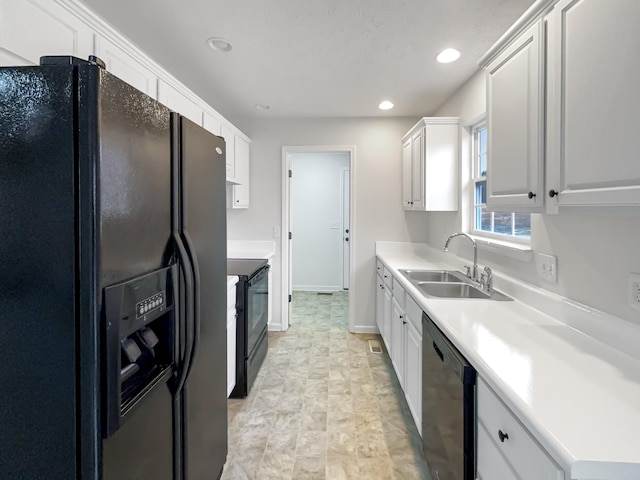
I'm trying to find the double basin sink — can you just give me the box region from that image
[399,269,512,301]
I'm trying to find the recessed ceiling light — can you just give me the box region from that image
[436,48,461,64]
[206,37,232,53]
[255,104,271,111]
[378,100,394,110]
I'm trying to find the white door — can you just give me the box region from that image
[342,168,350,290]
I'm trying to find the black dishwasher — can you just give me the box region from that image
[422,312,476,480]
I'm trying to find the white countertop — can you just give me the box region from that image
[227,275,239,291]
[376,245,640,480]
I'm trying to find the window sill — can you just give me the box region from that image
[469,234,533,262]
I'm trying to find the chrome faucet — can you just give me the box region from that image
[480,266,493,292]
[444,233,478,281]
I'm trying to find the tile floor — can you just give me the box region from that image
[222,291,431,479]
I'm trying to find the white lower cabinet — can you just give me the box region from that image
[477,421,518,480]
[391,295,405,388]
[404,294,422,435]
[375,273,385,334]
[375,260,423,435]
[382,284,393,354]
[477,377,564,480]
[226,282,237,398]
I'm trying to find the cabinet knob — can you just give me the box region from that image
[549,189,558,198]
[527,191,536,199]
[402,320,407,325]
[498,430,509,443]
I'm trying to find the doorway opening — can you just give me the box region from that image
[281,146,355,332]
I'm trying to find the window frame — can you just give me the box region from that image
[470,120,531,245]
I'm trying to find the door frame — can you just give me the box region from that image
[340,167,350,290]
[281,145,356,332]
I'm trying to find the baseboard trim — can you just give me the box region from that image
[268,322,283,332]
[350,325,380,334]
[292,285,342,293]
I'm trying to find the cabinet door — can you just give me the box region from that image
[477,421,518,480]
[547,0,640,207]
[402,137,413,209]
[95,36,157,97]
[411,129,425,210]
[405,320,422,435]
[220,124,236,181]
[157,79,202,126]
[423,123,459,211]
[391,298,405,388]
[375,275,385,334]
[486,19,545,212]
[0,0,93,66]
[382,286,393,353]
[229,135,250,208]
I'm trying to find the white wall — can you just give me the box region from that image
[431,71,640,325]
[227,117,424,331]
[291,152,349,291]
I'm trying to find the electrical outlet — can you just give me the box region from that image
[629,273,640,311]
[536,253,558,283]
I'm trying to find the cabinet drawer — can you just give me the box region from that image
[477,421,518,480]
[376,260,383,275]
[477,377,563,480]
[382,267,393,289]
[392,277,405,308]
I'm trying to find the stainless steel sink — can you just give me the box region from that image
[399,269,467,283]
[418,282,490,299]
[417,281,513,301]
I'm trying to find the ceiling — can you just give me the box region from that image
[81,0,536,124]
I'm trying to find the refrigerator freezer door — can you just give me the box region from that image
[177,116,228,479]
[0,65,79,480]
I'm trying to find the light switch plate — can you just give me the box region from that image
[536,253,558,284]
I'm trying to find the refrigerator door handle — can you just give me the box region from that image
[171,232,195,396]
[181,229,200,379]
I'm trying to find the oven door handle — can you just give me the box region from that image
[248,266,269,287]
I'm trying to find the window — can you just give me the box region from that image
[471,122,531,241]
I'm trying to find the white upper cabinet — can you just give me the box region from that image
[203,112,238,184]
[402,137,413,208]
[485,19,545,212]
[401,117,459,212]
[546,0,640,208]
[227,135,250,208]
[482,0,640,212]
[157,79,202,126]
[221,124,237,181]
[94,36,157,98]
[0,0,93,66]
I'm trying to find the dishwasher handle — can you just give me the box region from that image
[432,341,444,362]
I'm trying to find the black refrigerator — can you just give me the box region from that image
[0,56,228,480]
